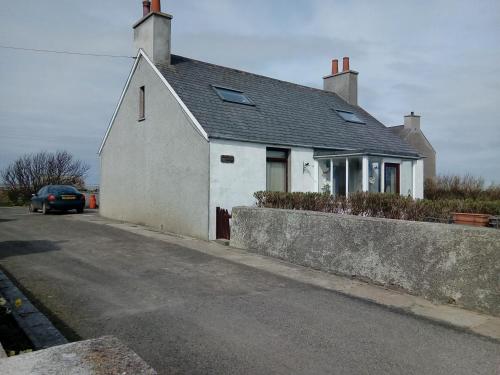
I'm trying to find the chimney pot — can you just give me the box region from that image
[332,59,339,75]
[142,0,151,16]
[151,0,161,12]
[342,57,350,72]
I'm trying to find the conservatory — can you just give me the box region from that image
[315,150,424,199]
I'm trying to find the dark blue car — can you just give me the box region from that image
[29,185,85,214]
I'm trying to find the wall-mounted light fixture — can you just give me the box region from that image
[303,162,311,173]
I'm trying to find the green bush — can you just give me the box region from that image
[254,191,500,222]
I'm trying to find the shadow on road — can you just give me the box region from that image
[0,240,80,342]
[0,240,63,260]
[0,219,15,223]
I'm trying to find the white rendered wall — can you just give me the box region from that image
[289,147,316,193]
[209,140,316,239]
[100,57,210,239]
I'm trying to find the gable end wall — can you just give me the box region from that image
[100,57,210,239]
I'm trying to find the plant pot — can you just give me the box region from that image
[453,213,491,227]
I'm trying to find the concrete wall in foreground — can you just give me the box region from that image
[100,56,210,239]
[231,207,500,316]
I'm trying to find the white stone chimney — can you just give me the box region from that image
[404,112,421,130]
[323,57,358,106]
[133,0,172,65]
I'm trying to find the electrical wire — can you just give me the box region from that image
[0,44,135,59]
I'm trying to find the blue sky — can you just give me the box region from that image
[1,0,499,185]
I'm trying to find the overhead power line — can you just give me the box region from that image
[0,44,135,59]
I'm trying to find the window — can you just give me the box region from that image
[368,158,382,193]
[384,163,400,194]
[266,148,288,192]
[331,158,346,196]
[213,86,254,106]
[335,109,364,124]
[318,159,331,194]
[139,86,145,120]
[400,161,413,197]
[348,157,363,193]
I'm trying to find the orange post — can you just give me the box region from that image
[89,194,97,209]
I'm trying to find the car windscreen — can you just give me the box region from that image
[50,186,80,194]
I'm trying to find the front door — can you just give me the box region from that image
[384,163,400,194]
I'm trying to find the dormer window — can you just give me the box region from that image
[212,86,254,106]
[335,109,364,124]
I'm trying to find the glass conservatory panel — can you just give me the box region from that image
[348,157,363,193]
[400,160,414,197]
[368,158,381,193]
[331,159,347,196]
[318,159,331,194]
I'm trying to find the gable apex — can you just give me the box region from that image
[98,50,208,155]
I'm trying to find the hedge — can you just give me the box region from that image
[254,191,500,222]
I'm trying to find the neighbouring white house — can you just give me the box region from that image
[99,0,425,240]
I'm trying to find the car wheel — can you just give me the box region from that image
[29,204,38,213]
[77,207,84,214]
[42,203,49,215]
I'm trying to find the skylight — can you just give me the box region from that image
[335,109,365,124]
[213,86,254,106]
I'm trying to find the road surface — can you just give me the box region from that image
[0,207,498,374]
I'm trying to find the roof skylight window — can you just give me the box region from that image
[213,86,254,106]
[335,109,365,124]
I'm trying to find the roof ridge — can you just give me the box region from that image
[168,54,346,99]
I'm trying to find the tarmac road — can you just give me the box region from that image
[0,207,498,374]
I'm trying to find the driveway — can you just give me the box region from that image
[0,207,498,374]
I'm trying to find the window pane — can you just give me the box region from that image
[139,86,145,119]
[400,161,413,197]
[331,159,346,196]
[318,159,331,194]
[267,150,287,159]
[384,164,399,194]
[336,110,364,123]
[348,157,363,193]
[266,161,287,192]
[214,87,253,105]
[368,158,381,193]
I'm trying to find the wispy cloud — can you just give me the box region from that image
[1,0,499,184]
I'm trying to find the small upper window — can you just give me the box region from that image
[213,86,254,106]
[139,86,145,121]
[335,109,364,124]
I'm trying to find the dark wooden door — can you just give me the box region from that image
[216,207,231,240]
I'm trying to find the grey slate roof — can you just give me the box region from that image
[390,125,436,153]
[157,55,420,157]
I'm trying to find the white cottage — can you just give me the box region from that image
[99,1,424,240]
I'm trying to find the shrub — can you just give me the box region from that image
[254,191,500,222]
[425,175,500,201]
[1,151,89,205]
[0,188,13,207]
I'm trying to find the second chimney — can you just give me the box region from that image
[323,57,358,106]
[142,1,151,16]
[404,112,421,130]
